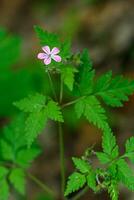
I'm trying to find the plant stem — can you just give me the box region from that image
[28,173,57,198]
[58,123,66,195]
[47,71,58,101]
[60,77,63,104]
[61,96,86,109]
[71,186,89,200]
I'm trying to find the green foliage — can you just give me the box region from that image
[75,96,108,131]
[108,180,118,200]
[64,172,86,196]
[75,49,95,95]
[86,171,96,191]
[25,111,47,147]
[14,93,47,113]
[14,94,63,146]
[9,168,25,195]
[102,126,118,157]
[0,180,9,200]
[0,28,37,117]
[0,167,9,200]
[34,25,71,60]
[1,25,134,200]
[0,115,41,199]
[0,115,41,168]
[94,71,134,107]
[46,100,64,122]
[61,65,77,91]
[72,157,91,173]
[117,159,134,191]
[65,157,96,196]
[125,137,134,163]
[0,28,21,73]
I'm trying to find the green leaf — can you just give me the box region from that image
[16,147,41,168]
[75,96,108,131]
[47,100,64,122]
[61,66,77,91]
[108,164,118,179]
[102,126,118,156]
[0,167,8,180]
[9,168,25,195]
[25,110,47,147]
[14,93,46,113]
[0,139,14,161]
[108,180,119,200]
[60,39,71,59]
[94,71,134,107]
[0,115,41,167]
[96,152,111,164]
[125,137,134,163]
[75,49,94,95]
[34,25,60,48]
[87,171,96,191]
[0,180,9,200]
[34,26,71,60]
[64,172,86,196]
[72,157,91,173]
[117,159,134,191]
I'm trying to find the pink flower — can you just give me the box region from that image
[37,46,62,65]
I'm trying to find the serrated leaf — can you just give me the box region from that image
[102,126,118,156]
[108,180,119,200]
[61,66,77,91]
[47,100,63,122]
[87,171,96,191]
[125,137,134,163]
[75,96,108,131]
[108,164,118,179]
[9,168,25,195]
[34,25,60,48]
[75,49,94,95]
[94,71,112,93]
[16,147,41,168]
[96,152,111,164]
[14,93,46,113]
[60,39,71,59]
[34,26,71,60]
[0,180,9,200]
[95,71,134,107]
[117,159,134,191]
[64,172,86,196]
[25,110,47,147]
[72,157,91,173]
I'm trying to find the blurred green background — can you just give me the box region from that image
[0,0,134,199]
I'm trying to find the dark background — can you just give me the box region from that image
[0,0,134,199]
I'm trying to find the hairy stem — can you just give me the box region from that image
[58,123,66,195]
[71,186,89,200]
[47,71,58,101]
[28,173,57,197]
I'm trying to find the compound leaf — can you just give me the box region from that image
[64,172,86,196]
[14,93,46,113]
[94,71,134,107]
[72,157,91,174]
[75,96,108,131]
[47,100,64,122]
